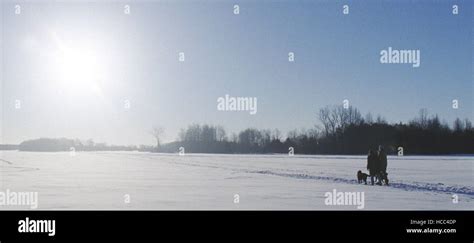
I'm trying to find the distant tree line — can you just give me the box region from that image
[17,138,148,152]
[314,106,473,154]
[0,144,18,150]
[10,105,474,155]
[158,106,473,155]
[159,124,287,153]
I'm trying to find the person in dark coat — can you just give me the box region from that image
[377,145,389,185]
[366,149,378,185]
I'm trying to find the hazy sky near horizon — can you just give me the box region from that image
[1,0,472,145]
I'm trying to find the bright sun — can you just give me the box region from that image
[60,48,99,84]
[52,32,105,97]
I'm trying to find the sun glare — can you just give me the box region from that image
[52,32,106,98]
[60,48,99,83]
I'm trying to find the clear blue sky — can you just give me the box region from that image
[1,0,472,145]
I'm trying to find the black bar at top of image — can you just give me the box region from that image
[0,211,472,242]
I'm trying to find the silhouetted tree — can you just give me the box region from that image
[151,126,165,149]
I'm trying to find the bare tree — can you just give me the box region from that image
[318,105,348,135]
[216,125,227,142]
[334,105,363,130]
[261,129,272,145]
[272,129,282,141]
[319,105,363,136]
[453,118,464,132]
[418,108,429,129]
[231,133,239,143]
[309,126,322,139]
[328,107,340,134]
[151,126,165,148]
[464,118,473,131]
[346,106,363,126]
[376,114,387,124]
[318,106,331,136]
[287,129,299,140]
[365,112,374,124]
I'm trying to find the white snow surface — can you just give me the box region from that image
[0,151,472,210]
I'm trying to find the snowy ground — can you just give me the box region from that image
[0,151,472,210]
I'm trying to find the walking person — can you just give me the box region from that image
[377,145,389,185]
[366,149,379,185]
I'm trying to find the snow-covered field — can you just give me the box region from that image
[0,151,472,210]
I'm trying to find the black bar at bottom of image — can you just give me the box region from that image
[0,211,471,242]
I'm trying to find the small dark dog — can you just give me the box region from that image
[379,171,389,186]
[357,170,369,184]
